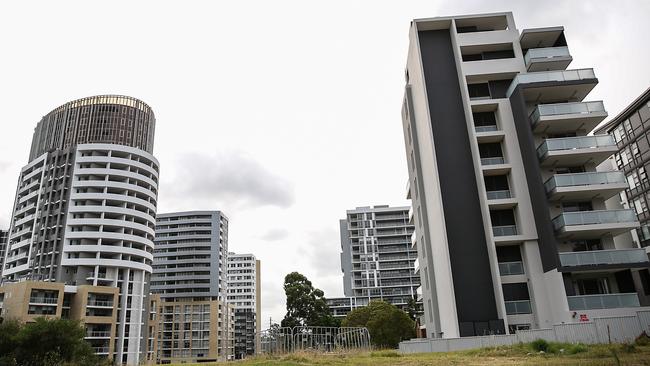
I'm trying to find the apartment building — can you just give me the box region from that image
[594,87,650,305]
[0,281,119,356]
[401,12,650,338]
[1,95,159,364]
[152,211,234,362]
[328,206,420,318]
[226,252,261,358]
[0,230,7,275]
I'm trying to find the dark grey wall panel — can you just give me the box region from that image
[418,29,502,336]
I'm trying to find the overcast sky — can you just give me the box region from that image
[0,0,649,326]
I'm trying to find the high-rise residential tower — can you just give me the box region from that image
[0,229,7,273]
[1,95,159,364]
[402,13,650,338]
[327,206,420,318]
[151,211,234,362]
[226,252,261,359]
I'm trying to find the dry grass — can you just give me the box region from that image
[167,342,650,366]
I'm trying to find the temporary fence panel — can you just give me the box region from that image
[553,322,599,344]
[594,316,642,344]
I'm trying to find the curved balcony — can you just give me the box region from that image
[545,171,627,201]
[552,209,639,239]
[537,135,617,167]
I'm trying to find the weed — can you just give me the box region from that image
[370,350,401,357]
[530,339,549,352]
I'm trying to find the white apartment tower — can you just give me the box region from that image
[1,95,159,365]
[402,13,650,338]
[226,252,261,359]
[328,206,420,318]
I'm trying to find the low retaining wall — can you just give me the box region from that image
[400,310,650,354]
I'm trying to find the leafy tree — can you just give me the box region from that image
[404,297,419,321]
[281,272,339,327]
[0,317,109,366]
[342,300,415,348]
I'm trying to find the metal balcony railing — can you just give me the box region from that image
[481,157,505,165]
[559,248,649,267]
[567,293,640,310]
[498,261,524,275]
[552,209,637,230]
[545,171,625,192]
[475,125,499,133]
[530,101,605,125]
[537,135,615,158]
[506,68,596,97]
[524,46,571,65]
[492,225,517,236]
[486,190,512,200]
[505,300,532,315]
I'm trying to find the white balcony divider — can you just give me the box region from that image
[559,248,649,267]
[567,293,640,310]
[506,68,596,97]
[537,135,615,158]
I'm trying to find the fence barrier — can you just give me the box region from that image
[400,310,650,354]
[258,326,371,354]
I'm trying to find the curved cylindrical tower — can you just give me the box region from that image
[3,95,159,365]
[29,95,155,161]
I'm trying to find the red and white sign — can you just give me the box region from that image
[579,314,589,322]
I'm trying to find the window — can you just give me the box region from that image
[468,83,490,100]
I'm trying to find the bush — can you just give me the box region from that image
[342,301,415,349]
[566,343,588,355]
[530,339,549,352]
[635,332,650,346]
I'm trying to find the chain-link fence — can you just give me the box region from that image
[259,326,371,354]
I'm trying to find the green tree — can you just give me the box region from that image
[342,300,415,348]
[0,317,109,366]
[281,272,339,327]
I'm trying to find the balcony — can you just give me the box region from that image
[552,209,639,239]
[567,293,640,311]
[524,46,572,72]
[480,158,511,176]
[475,125,505,143]
[492,225,517,237]
[498,261,525,276]
[545,171,627,201]
[559,248,649,268]
[29,297,58,305]
[530,101,607,134]
[506,68,597,102]
[505,300,532,315]
[86,331,112,339]
[537,135,617,167]
[414,258,420,274]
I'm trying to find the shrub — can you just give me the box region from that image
[635,332,650,346]
[530,339,549,352]
[566,343,587,355]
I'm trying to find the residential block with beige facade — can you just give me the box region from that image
[402,12,650,339]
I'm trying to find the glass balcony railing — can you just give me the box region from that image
[552,209,637,230]
[559,248,649,267]
[524,46,571,65]
[505,300,532,315]
[567,293,640,310]
[475,125,499,133]
[530,101,606,125]
[487,190,512,200]
[481,157,505,165]
[493,225,517,236]
[29,297,58,304]
[506,68,596,97]
[537,135,616,158]
[498,261,524,275]
[544,171,626,192]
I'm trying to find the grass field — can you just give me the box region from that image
[168,341,650,366]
